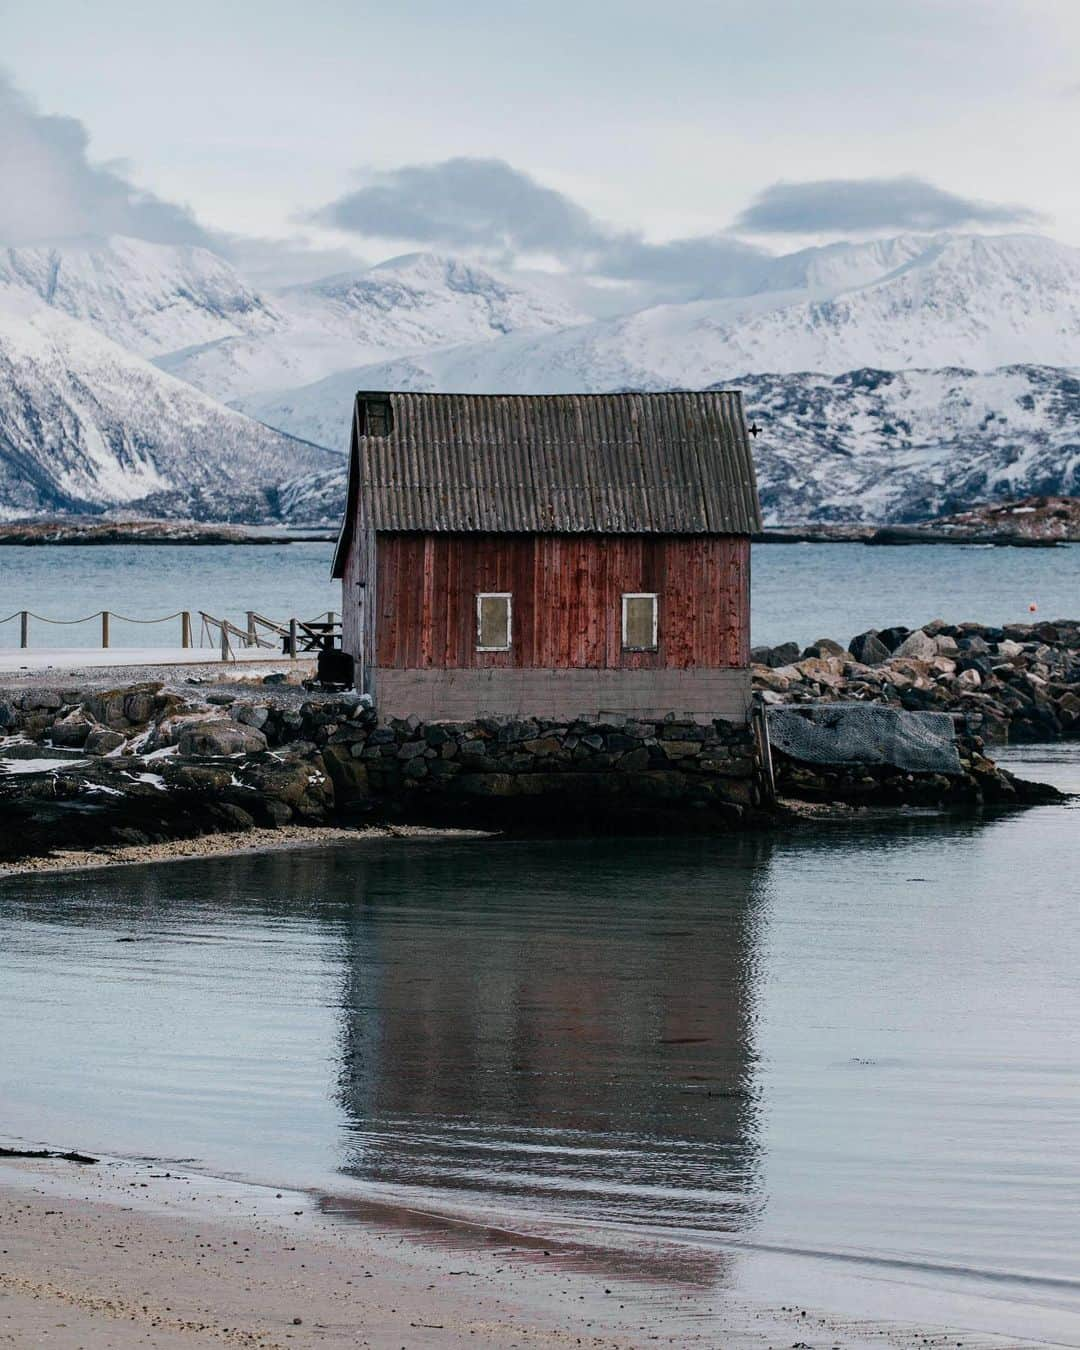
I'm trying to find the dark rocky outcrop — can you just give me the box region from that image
[754,619,1080,744]
[0,685,765,859]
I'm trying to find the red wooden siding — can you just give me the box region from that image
[373,533,749,670]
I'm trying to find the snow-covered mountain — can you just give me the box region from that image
[741,365,1080,523]
[156,251,587,407]
[4,228,1080,523]
[269,235,1080,414]
[0,236,278,358]
[0,294,333,519]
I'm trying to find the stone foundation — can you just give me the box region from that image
[319,708,761,831]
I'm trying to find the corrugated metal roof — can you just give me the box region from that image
[333,391,761,574]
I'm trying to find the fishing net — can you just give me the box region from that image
[766,703,963,776]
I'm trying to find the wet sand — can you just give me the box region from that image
[0,823,490,878]
[0,1152,1046,1350]
[0,1153,848,1350]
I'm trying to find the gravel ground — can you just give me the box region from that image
[0,658,317,702]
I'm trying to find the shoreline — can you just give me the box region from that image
[0,1144,1049,1349]
[0,821,491,879]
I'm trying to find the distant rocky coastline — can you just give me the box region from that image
[758,495,1080,546]
[0,519,334,546]
[2,495,1075,547]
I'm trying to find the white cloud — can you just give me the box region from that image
[0,73,211,247]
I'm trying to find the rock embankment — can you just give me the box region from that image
[753,618,1080,743]
[0,682,762,860]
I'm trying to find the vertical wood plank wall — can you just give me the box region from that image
[370,533,749,670]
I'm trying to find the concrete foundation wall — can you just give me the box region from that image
[371,666,752,724]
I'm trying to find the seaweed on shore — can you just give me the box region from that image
[0,1145,98,1165]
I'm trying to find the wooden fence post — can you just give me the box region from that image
[19,610,28,649]
[181,611,192,648]
[220,621,230,662]
[288,619,298,659]
[101,611,110,649]
[247,611,257,647]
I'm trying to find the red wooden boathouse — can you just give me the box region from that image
[331,391,762,723]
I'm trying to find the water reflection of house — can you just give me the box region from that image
[332,838,767,1234]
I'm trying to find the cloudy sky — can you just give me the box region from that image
[3,0,1079,289]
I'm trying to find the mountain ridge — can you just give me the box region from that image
[3,229,1080,522]
[0,295,334,520]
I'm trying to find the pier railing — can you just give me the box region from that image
[0,608,340,661]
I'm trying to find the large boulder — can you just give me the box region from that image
[84,726,127,755]
[801,638,849,659]
[49,710,94,747]
[893,629,939,661]
[876,626,911,652]
[84,683,164,730]
[237,746,335,820]
[176,719,268,757]
[751,641,800,668]
[849,630,890,666]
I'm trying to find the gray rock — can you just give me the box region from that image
[765,642,800,668]
[85,726,125,755]
[122,690,158,723]
[20,690,62,711]
[801,638,849,659]
[849,631,891,665]
[177,720,268,757]
[207,692,236,706]
[894,630,938,661]
[958,636,991,655]
[234,704,269,729]
[50,712,94,748]
[397,740,428,760]
[876,626,911,652]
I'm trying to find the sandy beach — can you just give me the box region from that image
[3,1145,1064,1350]
[0,1150,891,1350]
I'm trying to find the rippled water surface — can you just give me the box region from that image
[2,748,1079,1337]
[1,540,1077,649]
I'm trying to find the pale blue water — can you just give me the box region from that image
[0,541,1076,651]
[1,748,1079,1340]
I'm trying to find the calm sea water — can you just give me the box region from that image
[0,540,1076,651]
[2,748,1079,1339]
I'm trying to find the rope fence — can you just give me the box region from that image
[0,608,339,661]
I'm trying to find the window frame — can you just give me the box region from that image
[476,591,513,652]
[621,592,659,652]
